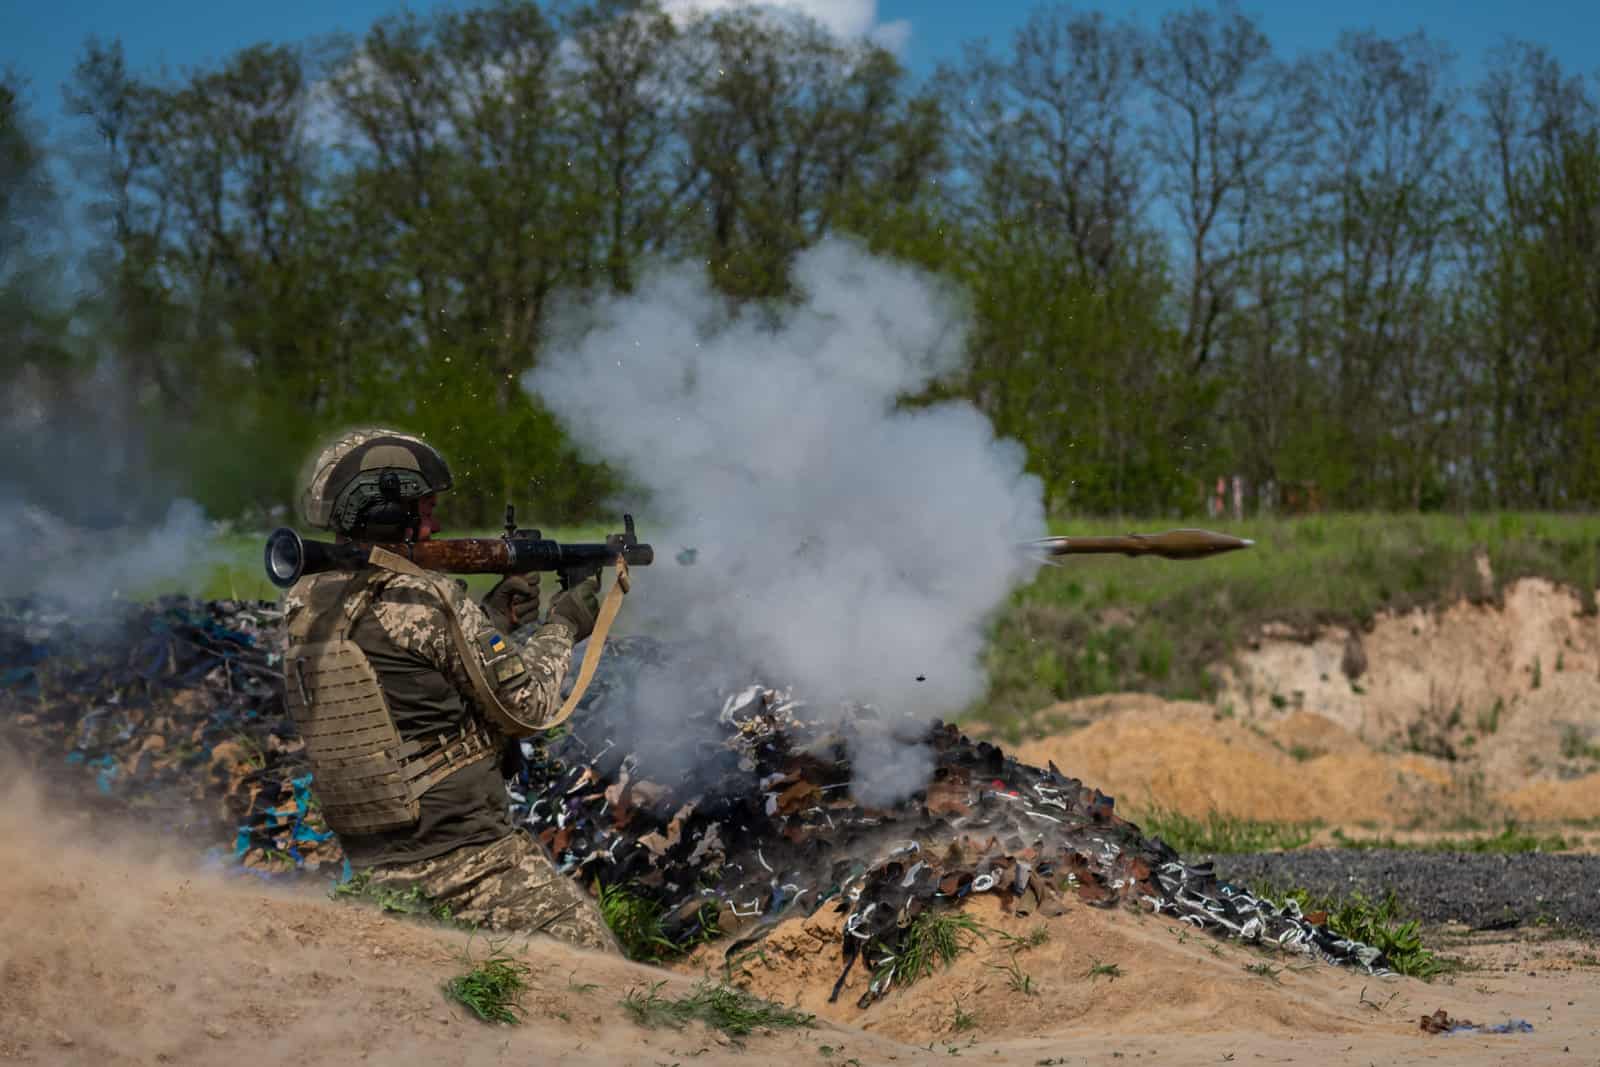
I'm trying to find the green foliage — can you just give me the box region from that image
[1254,885,1443,979]
[621,980,814,1038]
[1135,807,1317,855]
[12,9,1600,533]
[331,871,461,926]
[1329,823,1569,854]
[872,910,985,990]
[1083,959,1122,982]
[594,879,720,962]
[596,881,678,962]
[443,944,532,1025]
[1561,727,1600,763]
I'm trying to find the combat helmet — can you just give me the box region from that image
[299,427,453,539]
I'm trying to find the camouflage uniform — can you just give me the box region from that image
[283,427,616,954]
[285,567,618,952]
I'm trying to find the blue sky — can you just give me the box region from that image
[3,0,1596,225]
[6,0,1596,129]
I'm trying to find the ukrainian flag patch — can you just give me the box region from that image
[488,633,507,654]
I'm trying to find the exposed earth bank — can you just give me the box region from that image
[4,778,1596,1067]
[1007,577,1600,831]
[7,579,1600,1065]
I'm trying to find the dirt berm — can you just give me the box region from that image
[1013,577,1600,830]
[4,774,1596,1067]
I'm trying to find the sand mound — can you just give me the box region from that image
[0,776,876,1067]
[1004,578,1600,830]
[1013,700,1455,825]
[695,892,1389,1044]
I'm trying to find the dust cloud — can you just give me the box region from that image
[0,363,221,607]
[526,239,1045,802]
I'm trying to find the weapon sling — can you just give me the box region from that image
[368,547,629,731]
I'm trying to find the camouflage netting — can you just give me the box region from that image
[0,597,1390,1000]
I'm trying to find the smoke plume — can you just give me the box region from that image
[526,240,1044,803]
[0,363,222,608]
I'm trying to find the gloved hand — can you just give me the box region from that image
[547,573,600,642]
[482,575,539,632]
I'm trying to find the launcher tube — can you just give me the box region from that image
[264,524,654,589]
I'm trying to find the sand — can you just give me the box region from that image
[3,775,1595,1067]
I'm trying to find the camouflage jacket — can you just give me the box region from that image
[283,569,578,736]
[282,567,577,866]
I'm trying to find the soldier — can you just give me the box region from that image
[281,427,617,952]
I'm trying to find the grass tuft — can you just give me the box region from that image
[596,881,678,962]
[990,925,1050,952]
[1561,726,1600,763]
[1330,822,1569,854]
[1243,962,1282,982]
[443,942,532,1024]
[1084,958,1122,982]
[331,871,462,926]
[621,980,814,1037]
[1137,807,1317,854]
[1253,883,1443,979]
[873,910,986,990]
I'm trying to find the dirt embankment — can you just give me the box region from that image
[6,773,1597,1067]
[1014,577,1600,829]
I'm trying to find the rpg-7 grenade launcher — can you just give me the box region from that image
[263,506,655,590]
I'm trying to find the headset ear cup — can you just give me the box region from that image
[351,496,418,541]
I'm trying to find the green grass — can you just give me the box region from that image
[1135,806,1318,855]
[1083,959,1122,982]
[331,871,463,927]
[973,512,1600,737]
[1561,726,1600,763]
[1329,822,1570,854]
[595,881,678,962]
[444,945,533,1024]
[621,980,814,1037]
[990,925,1050,952]
[1252,883,1443,979]
[871,910,986,990]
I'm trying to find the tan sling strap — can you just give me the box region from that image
[367,549,630,734]
[552,555,630,728]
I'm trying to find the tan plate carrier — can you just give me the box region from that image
[284,549,632,836]
[283,568,496,836]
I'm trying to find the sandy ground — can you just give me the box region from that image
[994,578,1600,833]
[7,578,1600,1064]
[4,777,1596,1067]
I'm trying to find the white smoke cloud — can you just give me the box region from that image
[0,500,222,608]
[527,239,1043,801]
[0,365,224,609]
[661,0,911,52]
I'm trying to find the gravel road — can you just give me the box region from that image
[1205,850,1600,937]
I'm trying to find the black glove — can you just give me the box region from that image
[482,575,539,632]
[547,573,600,642]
